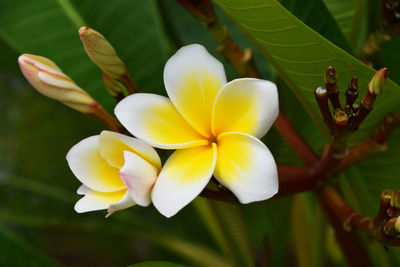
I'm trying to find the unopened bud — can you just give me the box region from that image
[315,86,327,97]
[384,217,399,236]
[352,103,359,113]
[387,206,400,218]
[334,110,348,127]
[396,217,400,233]
[79,26,127,79]
[102,72,124,98]
[381,189,393,202]
[391,190,400,208]
[368,67,388,95]
[18,54,96,113]
[348,76,358,93]
[324,66,337,86]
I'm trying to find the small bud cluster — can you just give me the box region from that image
[314,66,388,137]
[379,190,400,240]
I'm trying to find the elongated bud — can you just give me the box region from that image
[391,190,400,208]
[368,67,388,95]
[18,54,95,113]
[18,54,120,132]
[324,66,341,109]
[79,26,138,94]
[79,26,127,79]
[324,66,338,87]
[102,72,124,101]
[345,76,359,107]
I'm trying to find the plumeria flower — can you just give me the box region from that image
[66,130,161,216]
[115,44,279,217]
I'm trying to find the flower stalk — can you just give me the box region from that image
[314,87,335,135]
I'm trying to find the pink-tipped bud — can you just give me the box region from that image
[368,67,388,95]
[18,54,96,114]
[79,26,127,79]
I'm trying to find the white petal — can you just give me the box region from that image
[115,93,207,149]
[118,151,159,207]
[214,132,278,203]
[107,191,136,217]
[66,136,125,192]
[151,144,217,218]
[99,130,161,170]
[212,78,279,138]
[164,44,227,137]
[74,185,131,213]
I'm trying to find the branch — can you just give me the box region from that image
[316,186,373,267]
[338,108,400,171]
[318,186,400,246]
[274,113,319,166]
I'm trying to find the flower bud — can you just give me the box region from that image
[79,26,127,79]
[396,217,400,233]
[334,110,348,127]
[391,190,400,208]
[368,67,388,95]
[18,54,96,113]
[324,66,337,86]
[102,72,124,98]
[384,217,399,236]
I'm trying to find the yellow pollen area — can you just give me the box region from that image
[212,86,258,136]
[174,69,223,138]
[166,143,216,185]
[215,134,254,183]
[144,101,205,144]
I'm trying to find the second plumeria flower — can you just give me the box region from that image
[67,131,161,216]
[115,44,279,217]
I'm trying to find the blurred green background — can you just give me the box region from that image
[1,0,400,266]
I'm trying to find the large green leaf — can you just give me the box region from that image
[278,0,353,54]
[213,0,400,145]
[323,0,369,50]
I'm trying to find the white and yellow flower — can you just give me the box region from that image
[115,44,279,217]
[66,131,161,216]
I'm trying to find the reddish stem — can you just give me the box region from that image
[316,186,373,267]
[273,113,319,166]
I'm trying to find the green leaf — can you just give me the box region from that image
[192,198,237,265]
[278,0,353,54]
[323,0,369,50]
[128,262,187,267]
[213,0,400,145]
[356,129,400,206]
[291,194,328,267]
[144,234,231,267]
